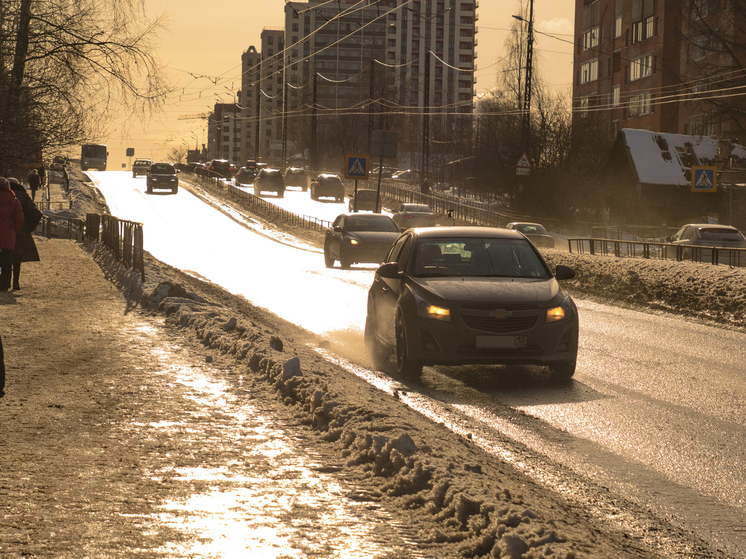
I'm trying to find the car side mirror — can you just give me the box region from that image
[664,236,672,242]
[555,265,575,280]
[376,262,401,279]
[333,225,343,233]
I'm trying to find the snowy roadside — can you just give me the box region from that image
[64,170,731,557]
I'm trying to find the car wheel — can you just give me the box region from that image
[548,361,576,382]
[132,173,136,178]
[324,246,334,268]
[395,314,422,379]
[146,185,152,194]
[172,186,178,194]
[364,311,388,369]
[339,246,352,269]
[311,189,317,200]
[279,190,284,198]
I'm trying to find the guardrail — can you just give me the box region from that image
[86,213,145,281]
[568,237,746,267]
[39,215,85,242]
[190,173,334,232]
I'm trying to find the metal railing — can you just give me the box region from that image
[86,213,145,281]
[38,215,85,242]
[568,237,746,267]
[190,173,334,232]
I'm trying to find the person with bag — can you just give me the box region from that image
[0,177,24,292]
[7,178,41,291]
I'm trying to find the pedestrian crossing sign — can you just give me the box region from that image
[345,154,369,179]
[692,166,717,193]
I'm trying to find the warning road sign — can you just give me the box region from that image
[345,154,369,179]
[516,152,531,168]
[692,166,717,193]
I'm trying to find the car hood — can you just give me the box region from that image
[410,276,564,307]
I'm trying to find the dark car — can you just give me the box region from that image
[364,227,578,380]
[310,173,345,202]
[234,167,256,186]
[284,167,308,191]
[348,189,378,212]
[506,222,555,249]
[146,162,178,194]
[207,159,234,180]
[253,168,285,197]
[324,213,400,269]
[132,159,151,178]
[391,203,436,230]
[663,223,746,264]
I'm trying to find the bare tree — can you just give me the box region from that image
[0,0,170,174]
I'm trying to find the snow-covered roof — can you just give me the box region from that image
[621,128,721,186]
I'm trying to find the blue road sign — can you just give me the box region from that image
[345,154,369,179]
[692,166,717,193]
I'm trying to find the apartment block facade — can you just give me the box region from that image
[573,0,746,141]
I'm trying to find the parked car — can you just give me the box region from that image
[663,223,746,264]
[364,227,578,380]
[310,173,345,202]
[348,189,378,212]
[146,162,178,194]
[324,213,400,269]
[253,168,285,197]
[505,222,555,249]
[391,203,436,230]
[207,159,234,180]
[284,167,309,191]
[132,159,151,178]
[234,167,256,186]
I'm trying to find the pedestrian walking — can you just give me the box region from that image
[7,178,41,291]
[27,168,41,201]
[0,177,24,291]
[420,179,431,195]
[63,167,70,193]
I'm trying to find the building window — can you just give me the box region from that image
[613,84,620,107]
[460,3,474,11]
[292,23,299,32]
[628,91,651,117]
[615,16,622,38]
[580,59,598,84]
[579,96,590,116]
[583,27,599,50]
[630,54,652,81]
[268,36,273,45]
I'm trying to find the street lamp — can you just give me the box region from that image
[407,7,451,186]
[512,1,535,152]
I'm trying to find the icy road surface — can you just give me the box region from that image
[92,171,746,557]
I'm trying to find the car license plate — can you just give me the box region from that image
[476,335,528,349]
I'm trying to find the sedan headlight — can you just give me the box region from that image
[349,238,359,245]
[546,296,573,323]
[416,295,451,321]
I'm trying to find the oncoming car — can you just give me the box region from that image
[146,162,178,194]
[324,213,400,269]
[364,227,578,381]
[505,222,555,249]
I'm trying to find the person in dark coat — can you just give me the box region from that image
[27,168,41,201]
[7,178,41,291]
[0,177,24,291]
[0,334,5,397]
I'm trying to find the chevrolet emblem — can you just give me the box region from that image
[489,309,512,319]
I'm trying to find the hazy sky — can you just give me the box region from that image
[108,0,575,166]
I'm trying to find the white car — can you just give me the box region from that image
[664,223,746,264]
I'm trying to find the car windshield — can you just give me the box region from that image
[412,238,550,279]
[402,204,431,213]
[151,164,174,174]
[346,216,398,233]
[356,190,377,199]
[288,169,304,175]
[697,227,745,241]
[515,224,548,235]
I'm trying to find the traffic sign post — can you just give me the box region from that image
[516,152,531,176]
[345,154,370,212]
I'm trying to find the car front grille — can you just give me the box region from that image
[461,315,538,333]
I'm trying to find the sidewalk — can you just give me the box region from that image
[0,238,419,557]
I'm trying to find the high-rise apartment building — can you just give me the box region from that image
[236,0,476,171]
[573,0,746,141]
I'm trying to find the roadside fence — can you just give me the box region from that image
[85,213,145,281]
[38,215,85,242]
[568,237,746,267]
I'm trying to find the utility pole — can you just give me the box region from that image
[514,0,535,152]
[311,71,318,171]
